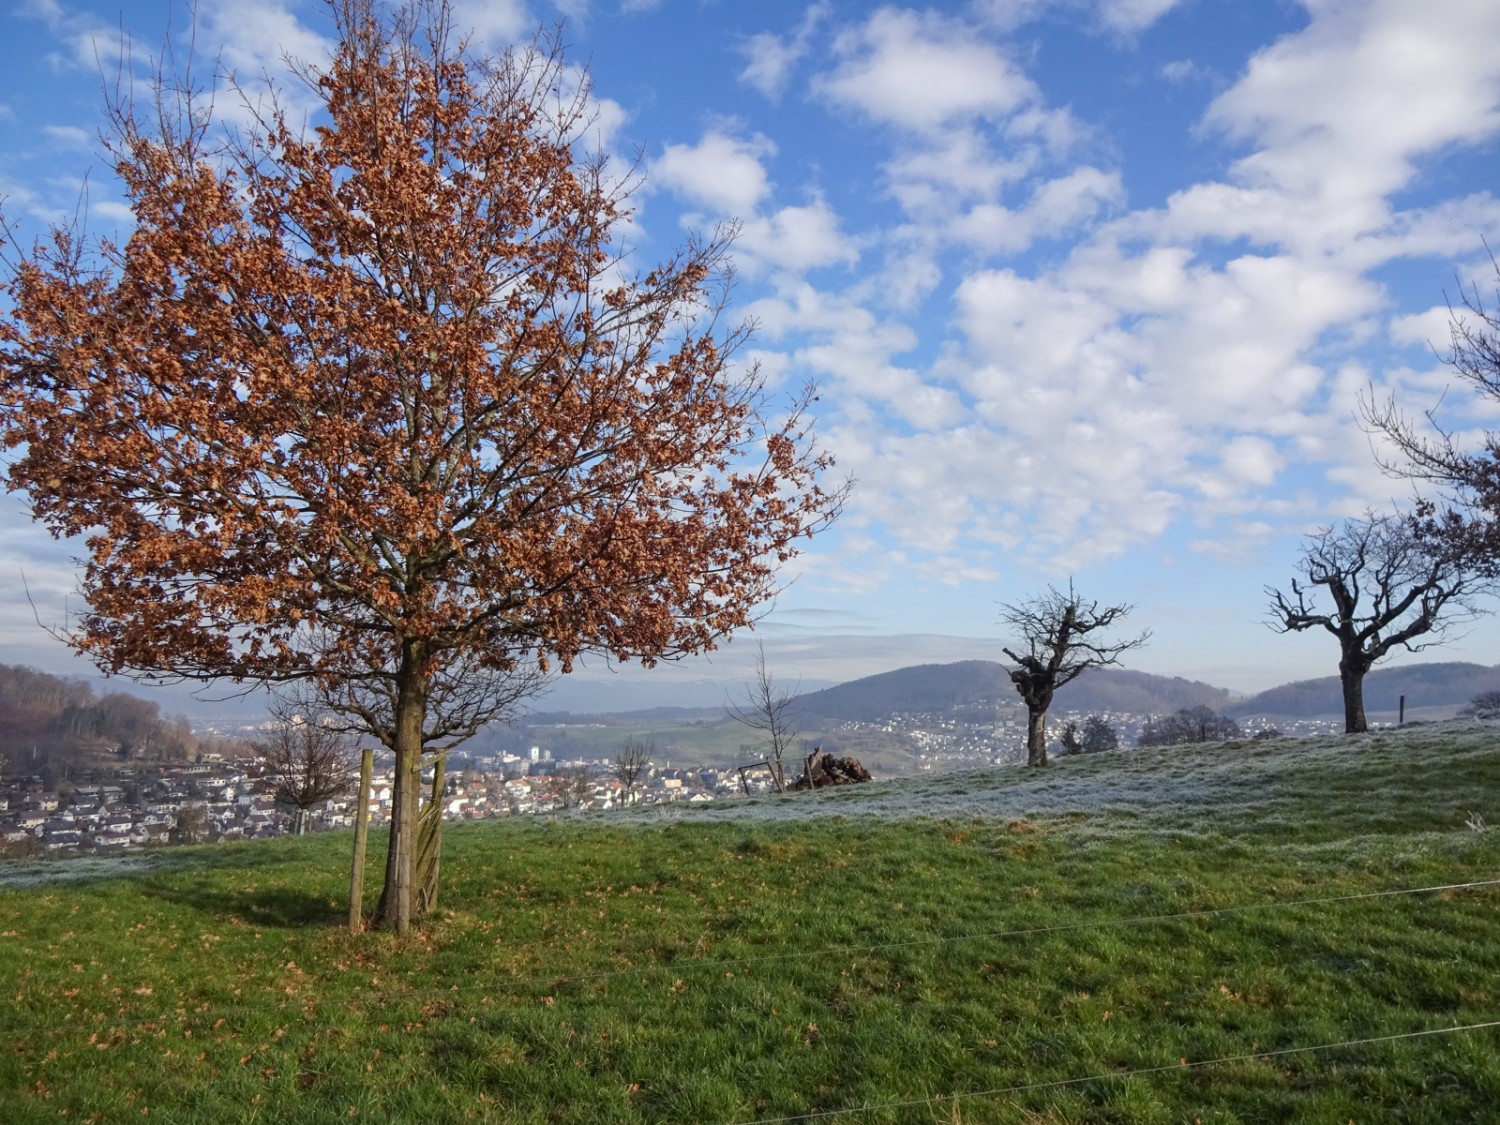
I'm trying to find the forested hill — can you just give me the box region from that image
[0,663,197,770]
[791,661,1232,722]
[1228,662,1500,718]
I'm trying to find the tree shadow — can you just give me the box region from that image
[137,875,354,929]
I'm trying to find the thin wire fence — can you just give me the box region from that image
[723,1019,1500,1125]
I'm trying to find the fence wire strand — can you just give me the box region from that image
[723,1019,1500,1125]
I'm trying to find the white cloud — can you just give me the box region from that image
[954,166,1123,253]
[872,246,943,311]
[650,130,776,217]
[767,0,1499,582]
[814,8,1038,132]
[42,124,89,147]
[738,2,830,101]
[88,199,136,226]
[971,0,1185,35]
[882,128,1038,214]
[1188,520,1274,560]
[737,197,860,276]
[1389,306,1452,351]
[1159,59,1204,84]
[1203,0,1500,223]
[201,0,333,79]
[19,0,132,74]
[1094,0,1184,34]
[449,0,533,49]
[1220,436,1282,487]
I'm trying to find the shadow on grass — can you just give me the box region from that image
[136,875,358,929]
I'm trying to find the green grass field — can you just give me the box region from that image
[3,724,1498,1123]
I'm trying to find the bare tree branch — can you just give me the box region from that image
[1362,244,1500,569]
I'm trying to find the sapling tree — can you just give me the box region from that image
[0,0,844,932]
[554,765,594,811]
[1058,721,1081,754]
[254,692,358,835]
[726,641,803,789]
[614,736,652,805]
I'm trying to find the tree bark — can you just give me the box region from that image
[348,746,374,933]
[1339,660,1368,734]
[375,652,428,933]
[413,753,445,917]
[1026,707,1049,768]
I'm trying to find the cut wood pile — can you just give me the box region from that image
[788,748,873,790]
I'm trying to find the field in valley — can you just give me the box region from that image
[2,723,1498,1123]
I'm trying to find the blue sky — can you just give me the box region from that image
[3,0,1500,715]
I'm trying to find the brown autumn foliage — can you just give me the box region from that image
[0,0,844,932]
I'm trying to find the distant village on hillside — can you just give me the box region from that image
[2,696,1351,859]
[5,655,1491,857]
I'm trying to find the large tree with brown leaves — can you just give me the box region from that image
[0,0,843,932]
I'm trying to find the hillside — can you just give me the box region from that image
[791,659,1232,721]
[0,663,200,773]
[1229,661,1500,718]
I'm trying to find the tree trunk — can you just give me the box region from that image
[375,654,427,933]
[348,745,374,933]
[1026,707,1049,767]
[413,753,445,917]
[1340,661,1368,734]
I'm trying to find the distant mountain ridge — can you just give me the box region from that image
[790,660,1232,721]
[1226,662,1500,718]
[783,658,1500,725]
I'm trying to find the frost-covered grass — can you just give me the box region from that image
[2,723,1498,1123]
[645,721,1500,837]
[0,849,198,890]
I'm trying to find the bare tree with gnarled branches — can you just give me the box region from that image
[1266,511,1489,733]
[1001,582,1150,768]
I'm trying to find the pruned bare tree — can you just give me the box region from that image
[614,737,652,806]
[254,691,359,835]
[1266,511,1489,733]
[1001,582,1150,768]
[726,641,802,790]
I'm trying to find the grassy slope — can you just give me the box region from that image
[2,725,1498,1123]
